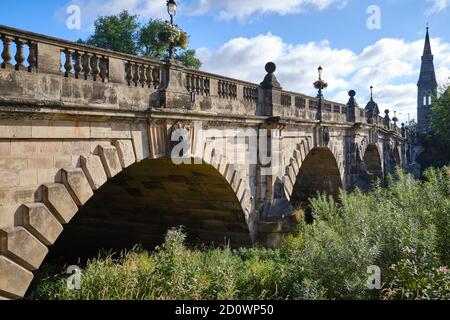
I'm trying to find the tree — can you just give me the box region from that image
[138,19,167,59]
[431,83,450,144]
[83,11,202,69]
[178,50,202,70]
[85,11,140,55]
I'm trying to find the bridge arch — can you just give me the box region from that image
[363,144,383,179]
[283,142,344,210]
[0,141,252,299]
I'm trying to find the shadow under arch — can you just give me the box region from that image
[289,147,343,220]
[363,144,383,179]
[49,157,252,260]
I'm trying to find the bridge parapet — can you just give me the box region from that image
[0,24,399,133]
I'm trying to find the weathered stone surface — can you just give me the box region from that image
[0,255,34,299]
[0,227,48,271]
[98,145,122,178]
[42,183,78,224]
[114,140,136,169]
[22,203,63,246]
[80,155,108,190]
[62,168,94,206]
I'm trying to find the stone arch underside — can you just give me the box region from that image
[289,147,344,210]
[363,144,383,179]
[0,140,252,299]
[51,157,252,259]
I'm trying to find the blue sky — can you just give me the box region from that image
[1,0,449,123]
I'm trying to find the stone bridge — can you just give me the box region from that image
[0,25,410,299]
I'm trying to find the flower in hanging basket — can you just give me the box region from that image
[313,80,328,90]
[158,22,182,46]
[176,31,189,49]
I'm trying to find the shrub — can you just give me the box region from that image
[27,168,449,300]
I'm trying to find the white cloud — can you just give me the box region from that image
[189,0,348,21]
[198,34,450,124]
[58,0,168,30]
[426,0,449,15]
[59,0,348,27]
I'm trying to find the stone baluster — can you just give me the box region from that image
[195,76,200,94]
[63,48,73,77]
[14,38,26,71]
[185,74,191,92]
[73,51,82,79]
[83,53,91,80]
[99,57,108,82]
[139,64,147,87]
[146,65,154,88]
[126,62,133,85]
[27,41,37,72]
[1,35,13,69]
[190,75,195,93]
[132,63,139,87]
[204,79,210,96]
[152,67,160,88]
[91,55,100,81]
[199,77,205,96]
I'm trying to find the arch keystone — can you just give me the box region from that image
[114,140,136,169]
[98,145,122,178]
[42,183,78,224]
[62,168,94,206]
[22,203,63,246]
[0,227,48,271]
[0,256,34,299]
[80,155,107,190]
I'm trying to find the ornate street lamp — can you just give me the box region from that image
[167,0,177,24]
[313,65,328,121]
[166,0,177,60]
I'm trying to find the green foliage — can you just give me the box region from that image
[84,11,202,69]
[85,11,140,55]
[431,85,450,144]
[27,168,449,300]
[383,248,450,300]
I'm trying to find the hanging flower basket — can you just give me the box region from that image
[158,22,189,49]
[313,80,328,90]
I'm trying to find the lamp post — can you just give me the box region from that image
[314,66,326,121]
[399,112,410,124]
[166,0,177,61]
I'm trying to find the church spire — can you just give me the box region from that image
[418,25,437,87]
[423,24,432,56]
[417,25,438,134]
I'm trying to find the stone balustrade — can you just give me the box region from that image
[0,24,403,134]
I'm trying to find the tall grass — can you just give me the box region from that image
[27,168,450,300]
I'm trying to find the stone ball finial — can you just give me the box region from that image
[265,62,276,74]
[385,109,390,115]
[348,90,356,97]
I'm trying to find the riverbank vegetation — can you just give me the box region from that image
[27,168,449,300]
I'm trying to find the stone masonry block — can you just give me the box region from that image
[42,183,78,224]
[98,145,122,179]
[80,155,108,190]
[114,140,136,169]
[288,166,297,186]
[0,255,34,299]
[62,168,94,206]
[0,227,48,271]
[283,175,294,197]
[22,203,63,246]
